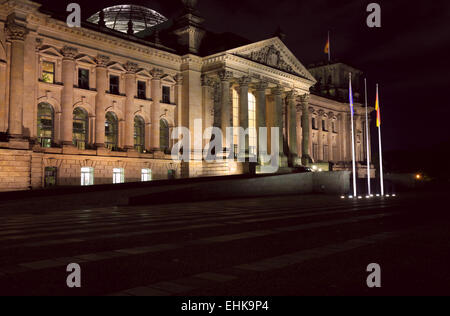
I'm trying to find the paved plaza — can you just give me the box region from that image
[0,191,449,296]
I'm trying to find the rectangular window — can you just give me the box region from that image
[332,122,337,133]
[113,168,125,184]
[44,167,57,187]
[162,86,171,104]
[312,118,317,130]
[42,61,55,84]
[323,145,329,161]
[81,167,94,186]
[137,81,146,99]
[313,143,319,161]
[322,120,327,131]
[141,169,152,182]
[78,68,90,89]
[109,75,120,95]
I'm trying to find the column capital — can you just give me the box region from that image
[201,74,214,87]
[318,110,325,117]
[5,16,28,42]
[61,46,78,60]
[239,76,252,87]
[151,68,164,79]
[255,81,269,92]
[286,90,298,101]
[96,54,111,68]
[175,74,183,85]
[218,70,233,81]
[124,61,138,74]
[271,85,284,95]
[297,93,310,105]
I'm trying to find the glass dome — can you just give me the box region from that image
[87,4,168,34]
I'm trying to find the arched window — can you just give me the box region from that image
[160,119,170,153]
[134,116,145,153]
[73,107,89,150]
[105,112,119,151]
[37,103,54,148]
[248,92,257,155]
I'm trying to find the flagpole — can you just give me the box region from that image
[364,79,371,196]
[377,84,385,196]
[328,31,331,62]
[350,73,357,197]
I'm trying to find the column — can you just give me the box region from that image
[151,68,163,152]
[219,70,233,148]
[124,62,137,150]
[299,94,311,165]
[239,76,251,156]
[287,91,298,166]
[255,81,268,158]
[272,86,285,160]
[61,46,77,146]
[327,114,333,162]
[6,16,28,138]
[318,110,324,161]
[95,55,109,148]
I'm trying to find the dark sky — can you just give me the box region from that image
[36,0,450,151]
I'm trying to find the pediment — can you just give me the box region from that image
[161,75,176,85]
[228,37,316,82]
[76,55,97,66]
[39,46,63,58]
[136,69,152,78]
[107,62,126,72]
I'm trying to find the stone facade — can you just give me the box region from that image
[0,0,373,192]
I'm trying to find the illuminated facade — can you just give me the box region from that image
[0,0,373,191]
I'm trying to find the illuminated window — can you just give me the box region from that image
[81,167,94,186]
[105,112,119,151]
[78,68,90,89]
[141,169,152,182]
[42,61,55,84]
[37,103,54,148]
[73,107,88,150]
[113,168,124,184]
[160,119,170,153]
[44,167,57,187]
[134,116,145,153]
[248,92,257,156]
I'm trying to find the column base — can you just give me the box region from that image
[301,155,312,166]
[7,137,30,150]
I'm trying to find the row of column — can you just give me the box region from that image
[216,70,311,166]
[5,13,165,153]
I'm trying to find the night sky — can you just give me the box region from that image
[36,0,450,152]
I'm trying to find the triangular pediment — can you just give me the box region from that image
[39,46,63,58]
[76,55,97,66]
[136,69,152,78]
[107,62,126,72]
[228,37,316,82]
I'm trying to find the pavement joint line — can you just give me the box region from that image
[0,203,400,249]
[0,212,397,276]
[111,229,402,296]
[0,200,401,235]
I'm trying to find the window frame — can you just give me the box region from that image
[81,167,94,186]
[37,103,54,148]
[109,75,120,95]
[113,168,125,184]
[141,169,152,182]
[162,86,171,104]
[78,68,90,90]
[42,61,55,84]
[137,80,147,100]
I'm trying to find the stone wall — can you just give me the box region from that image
[0,148,182,191]
[0,149,32,191]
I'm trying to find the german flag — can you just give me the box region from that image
[375,86,381,127]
